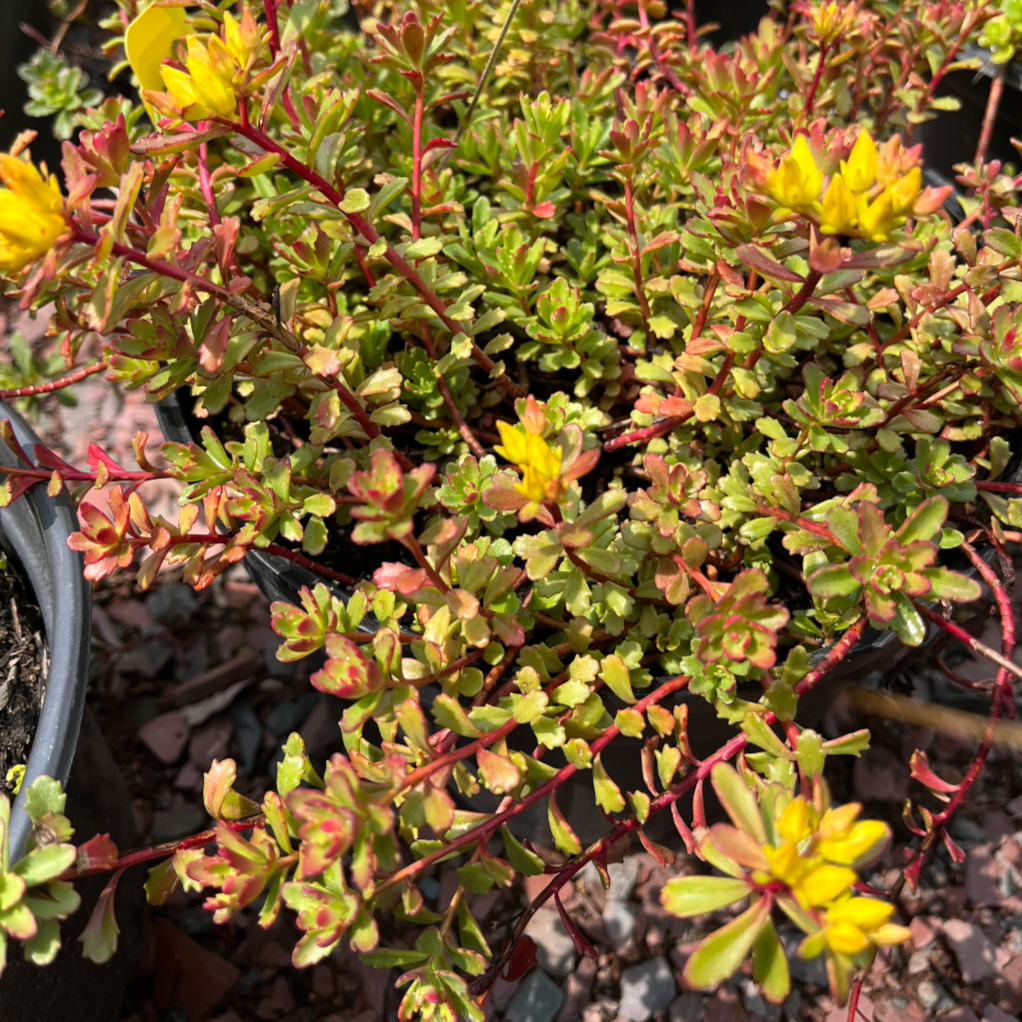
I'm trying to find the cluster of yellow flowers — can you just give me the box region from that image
[495,421,564,503]
[760,132,923,241]
[758,795,910,958]
[0,154,66,274]
[126,6,261,122]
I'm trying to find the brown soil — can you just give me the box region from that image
[0,556,47,799]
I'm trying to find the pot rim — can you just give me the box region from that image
[0,402,91,861]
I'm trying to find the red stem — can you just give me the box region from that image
[0,361,107,398]
[636,0,692,96]
[624,176,652,340]
[794,616,868,696]
[805,42,830,115]
[976,480,1022,495]
[263,0,280,56]
[263,543,357,587]
[976,65,1006,166]
[846,978,863,1022]
[411,84,424,240]
[376,673,691,892]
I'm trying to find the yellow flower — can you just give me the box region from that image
[495,421,564,503]
[857,190,894,241]
[0,154,66,275]
[124,3,189,96]
[887,167,922,217]
[816,804,889,866]
[840,133,877,193]
[801,895,911,958]
[776,796,813,846]
[159,36,238,120]
[766,135,823,210]
[817,173,858,236]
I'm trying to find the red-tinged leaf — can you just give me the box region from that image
[198,316,231,373]
[942,829,965,864]
[0,420,34,465]
[683,897,770,989]
[502,934,537,981]
[79,868,123,964]
[908,750,958,795]
[144,857,179,906]
[76,833,119,873]
[372,562,430,596]
[86,443,126,473]
[902,854,924,893]
[554,889,597,959]
[532,201,556,219]
[734,244,806,283]
[34,445,77,473]
[637,827,676,867]
[672,803,695,854]
[203,758,260,821]
[483,483,529,512]
[203,485,223,534]
[422,137,456,155]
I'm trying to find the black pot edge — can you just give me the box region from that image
[0,403,91,861]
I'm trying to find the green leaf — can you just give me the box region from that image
[599,654,635,704]
[431,693,482,737]
[741,712,793,761]
[752,918,790,1004]
[924,568,981,603]
[660,875,750,917]
[592,754,625,814]
[684,897,770,989]
[500,824,544,876]
[891,591,926,646]
[338,188,371,214]
[513,689,549,724]
[794,729,825,778]
[710,763,766,842]
[547,792,582,856]
[24,777,66,824]
[807,564,860,600]
[822,729,871,757]
[615,708,644,738]
[359,947,430,968]
[896,496,947,544]
[13,844,75,887]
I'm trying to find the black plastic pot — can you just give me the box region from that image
[0,402,91,861]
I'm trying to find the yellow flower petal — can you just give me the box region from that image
[794,863,856,907]
[223,11,249,68]
[777,797,813,846]
[825,919,870,955]
[818,173,858,236]
[125,3,189,95]
[887,167,922,217]
[869,923,912,945]
[828,896,893,929]
[818,819,888,866]
[790,135,823,204]
[857,191,894,241]
[841,133,878,193]
[495,421,529,466]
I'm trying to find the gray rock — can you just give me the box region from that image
[603,899,638,949]
[943,918,997,984]
[618,957,677,1022]
[146,583,197,627]
[915,979,948,1010]
[906,950,931,975]
[669,992,706,1022]
[607,858,641,901]
[782,990,801,1022]
[742,980,780,1020]
[265,692,319,737]
[984,1007,1020,1022]
[524,906,577,977]
[229,701,262,775]
[780,930,827,986]
[504,969,564,1022]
